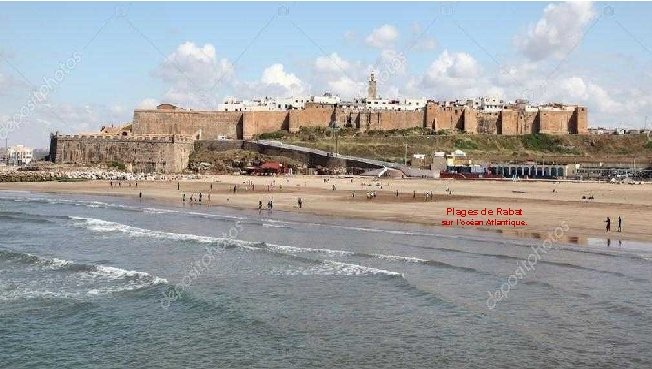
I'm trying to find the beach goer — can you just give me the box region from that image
[332,185,336,191]
[618,216,622,232]
[298,198,303,209]
[110,181,113,187]
[182,193,186,202]
[199,193,202,202]
[605,217,611,232]
[177,182,180,191]
[396,190,399,197]
[139,192,142,200]
[258,200,263,214]
[233,185,237,193]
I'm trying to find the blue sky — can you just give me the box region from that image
[2,1,652,147]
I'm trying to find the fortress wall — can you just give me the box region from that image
[288,106,333,133]
[575,107,588,134]
[500,110,518,135]
[50,135,194,173]
[373,110,424,131]
[476,112,500,134]
[539,110,575,134]
[425,104,465,131]
[463,108,478,134]
[126,104,585,141]
[242,111,289,138]
[133,110,242,139]
[517,111,539,134]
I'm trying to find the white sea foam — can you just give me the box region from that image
[69,216,261,251]
[267,244,354,256]
[0,251,167,301]
[370,254,428,263]
[277,260,402,277]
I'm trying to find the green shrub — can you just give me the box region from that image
[454,138,479,150]
[109,161,126,170]
[257,130,288,140]
[521,134,564,152]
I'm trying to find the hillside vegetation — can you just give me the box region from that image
[256,127,652,164]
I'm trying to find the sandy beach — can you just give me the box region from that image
[2,175,651,244]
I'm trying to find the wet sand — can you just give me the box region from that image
[2,175,651,243]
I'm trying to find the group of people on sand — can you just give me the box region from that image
[109,181,138,188]
[604,216,623,233]
[258,199,275,214]
[182,192,211,204]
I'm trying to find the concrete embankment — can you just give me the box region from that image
[195,139,388,171]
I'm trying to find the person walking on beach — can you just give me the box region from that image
[605,217,611,232]
[297,197,303,209]
[258,200,263,214]
[177,182,180,191]
[233,185,237,194]
[182,193,186,202]
[199,193,202,202]
[618,216,622,232]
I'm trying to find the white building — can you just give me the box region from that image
[363,97,427,111]
[217,94,341,112]
[8,145,33,166]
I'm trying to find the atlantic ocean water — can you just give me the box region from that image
[1,190,651,368]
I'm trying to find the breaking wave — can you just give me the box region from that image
[0,250,167,301]
[273,260,404,277]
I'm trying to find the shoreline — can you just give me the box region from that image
[2,175,651,245]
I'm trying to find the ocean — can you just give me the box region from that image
[1,190,651,368]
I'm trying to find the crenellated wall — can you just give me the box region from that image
[132,109,242,139]
[130,103,587,139]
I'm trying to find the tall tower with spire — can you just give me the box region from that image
[367,72,377,100]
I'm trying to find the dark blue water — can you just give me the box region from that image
[1,190,651,368]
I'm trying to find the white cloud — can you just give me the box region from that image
[423,50,481,85]
[557,76,621,112]
[314,53,352,76]
[327,77,365,98]
[259,63,306,96]
[154,41,234,108]
[365,24,399,49]
[516,2,596,61]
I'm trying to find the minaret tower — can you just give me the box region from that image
[367,72,377,100]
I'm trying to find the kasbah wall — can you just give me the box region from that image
[131,102,588,139]
[50,102,587,173]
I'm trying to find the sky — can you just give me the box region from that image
[1,1,652,147]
